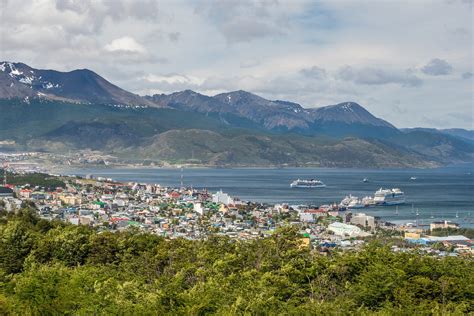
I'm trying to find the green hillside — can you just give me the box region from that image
[0,99,471,167]
[136,130,434,167]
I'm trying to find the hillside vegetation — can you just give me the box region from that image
[0,207,472,314]
[2,172,65,190]
[0,100,450,168]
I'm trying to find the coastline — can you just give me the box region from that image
[51,164,474,228]
[49,161,474,175]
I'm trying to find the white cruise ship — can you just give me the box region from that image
[340,195,360,208]
[373,188,405,205]
[340,195,373,209]
[290,179,326,188]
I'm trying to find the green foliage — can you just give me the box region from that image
[0,210,472,314]
[0,99,437,168]
[0,220,36,274]
[2,171,66,190]
[431,227,474,239]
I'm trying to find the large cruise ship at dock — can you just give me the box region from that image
[373,188,405,205]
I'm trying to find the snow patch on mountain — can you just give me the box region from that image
[19,76,35,85]
[9,66,22,77]
[341,103,355,112]
[43,82,60,89]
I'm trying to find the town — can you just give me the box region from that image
[0,166,472,257]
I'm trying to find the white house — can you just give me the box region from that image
[212,190,234,205]
[194,202,205,215]
[328,222,370,237]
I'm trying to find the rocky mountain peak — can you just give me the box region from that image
[0,62,156,106]
[309,101,395,128]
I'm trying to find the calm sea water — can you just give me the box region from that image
[61,164,474,227]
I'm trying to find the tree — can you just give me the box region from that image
[0,220,36,274]
[30,225,92,266]
[0,211,472,314]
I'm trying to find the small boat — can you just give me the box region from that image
[410,177,417,180]
[363,178,369,183]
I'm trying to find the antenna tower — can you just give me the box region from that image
[2,160,8,187]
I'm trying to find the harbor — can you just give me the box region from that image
[0,167,471,248]
[58,165,474,228]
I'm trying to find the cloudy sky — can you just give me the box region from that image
[0,0,472,128]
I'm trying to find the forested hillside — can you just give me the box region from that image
[0,206,472,314]
[0,100,441,168]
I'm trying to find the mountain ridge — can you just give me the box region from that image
[147,89,395,134]
[0,61,157,106]
[1,61,396,134]
[0,62,472,168]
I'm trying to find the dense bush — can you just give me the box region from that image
[0,207,472,314]
[431,227,474,239]
[1,171,66,190]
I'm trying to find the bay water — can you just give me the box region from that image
[62,164,474,227]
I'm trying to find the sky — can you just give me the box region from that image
[0,0,472,129]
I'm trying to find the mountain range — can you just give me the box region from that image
[0,61,472,168]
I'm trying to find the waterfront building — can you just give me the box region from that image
[328,222,369,237]
[430,220,459,231]
[405,235,471,249]
[212,190,234,205]
[350,213,376,231]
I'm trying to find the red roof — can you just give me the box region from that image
[111,217,129,222]
[304,209,327,214]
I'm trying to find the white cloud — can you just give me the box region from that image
[104,36,147,54]
[0,0,472,128]
[144,73,204,85]
[193,0,307,43]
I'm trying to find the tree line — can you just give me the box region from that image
[0,206,472,315]
[1,170,66,191]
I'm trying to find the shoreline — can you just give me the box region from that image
[49,162,473,177]
[49,165,474,228]
[51,162,473,172]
